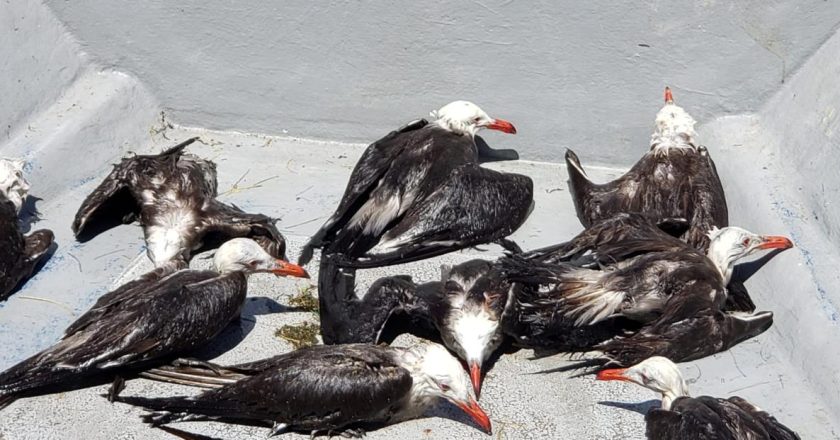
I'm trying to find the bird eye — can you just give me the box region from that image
[473,116,481,123]
[439,382,451,392]
[741,238,750,246]
[248,260,260,267]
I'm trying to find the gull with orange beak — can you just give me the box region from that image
[0,238,308,408]
[299,100,532,268]
[596,356,800,439]
[502,214,793,366]
[120,343,491,437]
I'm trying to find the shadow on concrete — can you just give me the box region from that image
[598,399,660,416]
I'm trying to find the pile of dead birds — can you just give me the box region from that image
[0,90,800,439]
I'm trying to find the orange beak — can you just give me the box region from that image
[664,87,674,104]
[271,260,310,278]
[486,118,517,134]
[454,396,492,434]
[758,235,794,250]
[595,368,630,382]
[469,362,483,399]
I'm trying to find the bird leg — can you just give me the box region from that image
[106,375,126,402]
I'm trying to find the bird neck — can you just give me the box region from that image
[706,245,736,284]
[434,118,477,137]
[659,377,690,410]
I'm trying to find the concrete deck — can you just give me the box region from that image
[0,127,831,439]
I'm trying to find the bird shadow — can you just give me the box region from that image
[191,296,288,359]
[17,195,42,233]
[476,135,520,163]
[598,399,660,416]
[731,248,787,283]
[5,241,59,300]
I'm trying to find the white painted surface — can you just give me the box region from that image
[42,0,840,163]
[1,1,839,438]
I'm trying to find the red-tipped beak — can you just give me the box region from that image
[758,235,794,250]
[664,87,674,104]
[486,118,517,134]
[455,396,492,434]
[596,368,630,382]
[469,362,483,399]
[272,260,310,278]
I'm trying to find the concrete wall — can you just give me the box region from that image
[0,1,86,141]
[695,27,840,417]
[43,0,840,163]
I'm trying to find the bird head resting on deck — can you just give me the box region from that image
[597,356,690,410]
[398,342,492,433]
[437,260,512,398]
[431,101,517,137]
[706,226,793,284]
[650,87,698,154]
[213,238,309,277]
[0,158,30,214]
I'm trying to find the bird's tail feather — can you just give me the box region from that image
[140,360,246,389]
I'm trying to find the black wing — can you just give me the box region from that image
[343,165,533,268]
[725,396,801,440]
[121,345,412,432]
[0,270,245,398]
[646,403,736,440]
[523,213,689,265]
[64,261,185,336]
[197,200,287,259]
[298,119,428,265]
[1,197,26,299]
[72,138,198,239]
[684,146,728,251]
[564,148,632,228]
[595,309,773,366]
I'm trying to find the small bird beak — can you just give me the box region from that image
[469,362,483,399]
[454,396,492,434]
[664,86,674,104]
[485,118,517,134]
[595,368,630,382]
[757,235,794,250]
[271,260,310,278]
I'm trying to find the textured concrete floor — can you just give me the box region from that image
[0,128,833,439]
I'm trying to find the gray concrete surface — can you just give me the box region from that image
[1,1,839,439]
[42,0,840,163]
[0,129,827,439]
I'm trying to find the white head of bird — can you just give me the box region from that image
[706,226,793,284]
[596,356,690,410]
[0,158,30,214]
[443,295,507,398]
[431,101,517,137]
[401,343,492,433]
[650,87,697,154]
[212,238,309,278]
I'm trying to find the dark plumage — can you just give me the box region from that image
[317,255,510,396]
[0,194,53,301]
[502,214,790,366]
[121,343,491,437]
[565,88,727,252]
[299,101,532,269]
[72,137,287,266]
[0,239,307,408]
[598,357,800,439]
